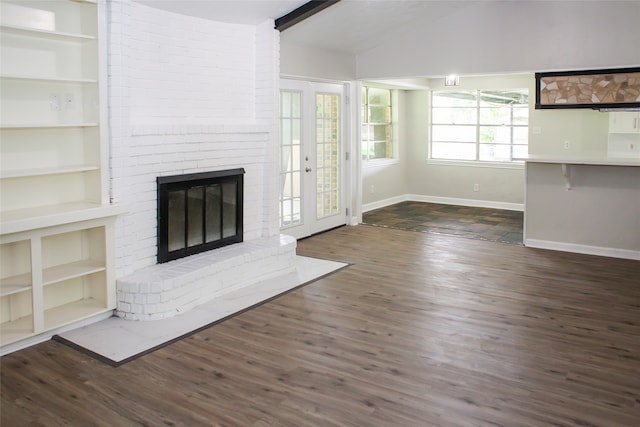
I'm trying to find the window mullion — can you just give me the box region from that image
[363,87,369,161]
[475,90,480,161]
[365,88,371,161]
[367,88,371,161]
[510,103,514,161]
[389,94,393,158]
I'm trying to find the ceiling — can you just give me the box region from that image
[136,0,475,55]
[136,1,306,26]
[279,0,473,55]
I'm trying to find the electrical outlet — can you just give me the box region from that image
[473,183,479,192]
[64,93,74,109]
[563,140,571,149]
[370,185,375,194]
[49,94,60,111]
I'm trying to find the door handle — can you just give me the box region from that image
[305,167,312,172]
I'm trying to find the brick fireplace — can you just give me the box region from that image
[106,3,290,320]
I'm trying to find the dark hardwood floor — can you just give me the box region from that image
[2,225,639,426]
[362,201,524,245]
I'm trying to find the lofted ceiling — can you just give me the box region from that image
[135,0,307,26]
[135,0,475,55]
[279,0,474,55]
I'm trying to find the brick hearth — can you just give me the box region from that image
[115,235,296,320]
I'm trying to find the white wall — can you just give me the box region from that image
[362,90,408,207]
[108,1,280,277]
[407,75,529,207]
[530,109,610,156]
[356,1,640,79]
[361,161,406,207]
[364,73,615,209]
[280,42,356,81]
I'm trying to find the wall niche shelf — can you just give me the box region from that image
[0,23,96,41]
[1,74,98,84]
[0,280,32,298]
[0,123,99,129]
[0,165,100,179]
[1,0,121,351]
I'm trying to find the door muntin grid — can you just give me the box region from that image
[279,90,302,228]
[316,92,340,219]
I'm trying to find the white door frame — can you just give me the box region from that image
[279,77,354,239]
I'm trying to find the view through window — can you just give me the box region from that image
[430,89,529,162]
[362,87,394,161]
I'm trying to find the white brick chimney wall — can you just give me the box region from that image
[127,5,256,126]
[255,20,282,239]
[107,1,283,286]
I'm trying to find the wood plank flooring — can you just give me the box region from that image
[2,225,639,426]
[362,201,524,245]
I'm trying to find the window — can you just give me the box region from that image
[362,87,395,160]
[430,89,529,162]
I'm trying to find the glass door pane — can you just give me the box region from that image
[315,93,340,219]
[168,190,186,251]
[279,90,302,228]
[187,186,204,247]
[221,181,237,238]
[205,185,221,242]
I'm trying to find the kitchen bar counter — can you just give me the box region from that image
[521,154,640,167]
[523,156,640,260]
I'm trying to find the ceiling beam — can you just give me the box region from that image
[275,0,340,32]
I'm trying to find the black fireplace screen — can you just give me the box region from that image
[157,169,244,263]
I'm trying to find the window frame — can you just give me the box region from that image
[428,88,529,167]
[361,86,398,163]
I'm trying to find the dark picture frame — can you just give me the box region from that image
[535,67,640,110]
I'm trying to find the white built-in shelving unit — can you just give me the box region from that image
[0,0,123,350]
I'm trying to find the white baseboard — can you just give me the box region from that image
[407,194,524,211]
[363,194,524,213]
[525,239,640,261]
[362,195,408,213]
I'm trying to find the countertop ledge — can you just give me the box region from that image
[519,155,640,167]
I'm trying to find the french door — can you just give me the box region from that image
[279,79,346,239]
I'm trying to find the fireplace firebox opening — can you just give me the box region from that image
[157,169,244,263]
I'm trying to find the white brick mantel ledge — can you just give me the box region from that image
[130,123,270,136]
[116,235,296,321]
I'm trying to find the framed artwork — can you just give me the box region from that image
[535,67,640,110]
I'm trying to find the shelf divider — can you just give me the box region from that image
[0,273,32,297]
[0,165,100,179]
[0,74,98,84]
[43,260,106,287]
[0,24,96,41]
[0,123,99,129]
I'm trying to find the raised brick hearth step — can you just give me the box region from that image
[115,235,296,320]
